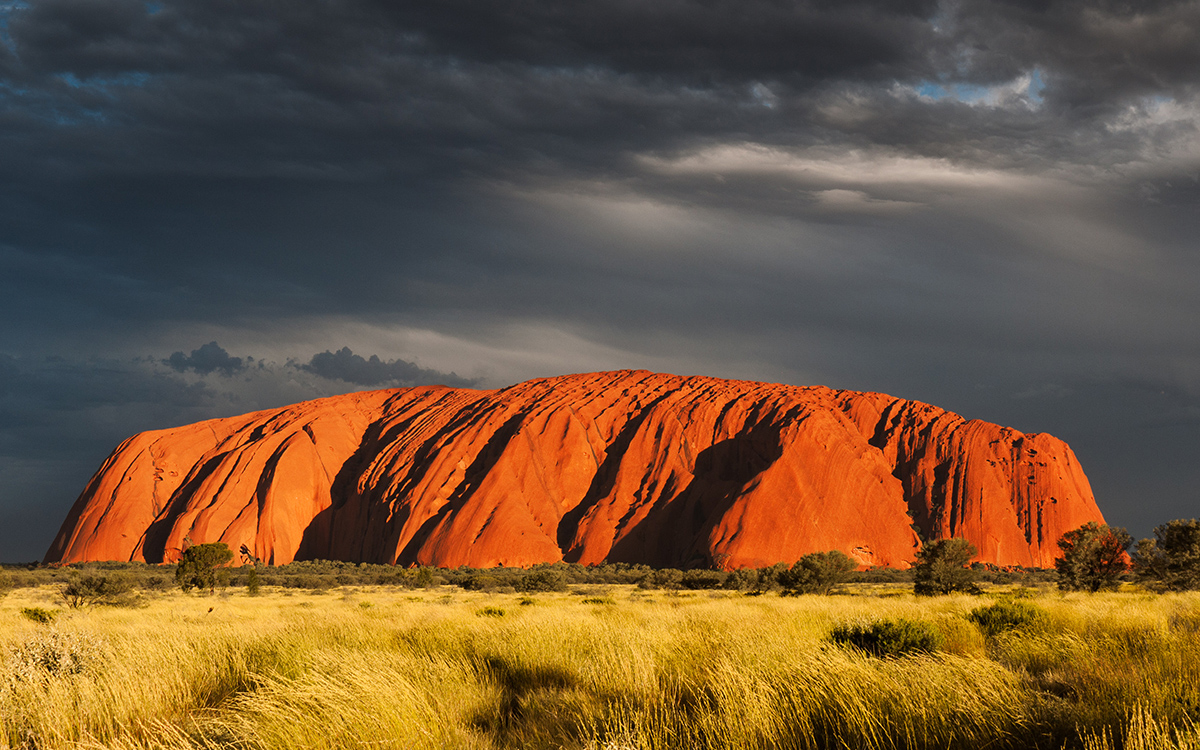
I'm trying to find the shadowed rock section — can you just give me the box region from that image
[44,371,1106,568]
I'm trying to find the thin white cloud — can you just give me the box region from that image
[811,189,921,215]
[640,143,1056,195]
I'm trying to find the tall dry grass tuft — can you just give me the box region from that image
[1082,704,1200,750]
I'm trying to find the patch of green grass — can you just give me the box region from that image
[829,617,944,657]
[19,606,58,624]
[968,598,1049,637]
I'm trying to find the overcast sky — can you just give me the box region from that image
[1,0,1197,562]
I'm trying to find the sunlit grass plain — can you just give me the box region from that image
[3,583,1200,749]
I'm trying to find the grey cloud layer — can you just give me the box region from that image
[2,0,1195,179]
[167,341,245,376]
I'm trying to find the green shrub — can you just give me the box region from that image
[374,570,404,586]
[461,574,500,591]
[476,606,505,617]
[638,568,683,589]
[778,550,857,595]
[681,569,726,590]
[246,566,262,596]
[175,542,234,593]
[143,574,172,591]
[967,599,1049,637]
[516,569,567,592]
[830,618,944,657]
[20,607,59,624]
[1056,522,1132,592]
[62,573,135,608]
[285,574,334,590]
[581,597,616,605]
[1136,519,1200,591]
[914,538,981,596]
[722,567,763,591]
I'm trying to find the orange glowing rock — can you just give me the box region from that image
[45,371,1106,568]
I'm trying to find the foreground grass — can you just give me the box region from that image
[1,585,1199,749]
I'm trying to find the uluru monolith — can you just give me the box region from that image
[45,370,1106,569]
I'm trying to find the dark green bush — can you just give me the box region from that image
[645,568,684,589]
[830,618,944,657]
[175,543,234,593]
[476,606,505,617]
[285,574,334,590]
[62,574,135,608]
[461,574,501,591]
[681,569,725,590]
[20,607,59,624]
[1136,519,1200,592]
[722,568,762,591]
[246,567,261,596]
[914,538,981,596]
[1056,522,1132,592]
[142,574,172,591]
[375,570,405,586]
[516,569,567,592]
[967,599,1049,637]
[778,551,857,595]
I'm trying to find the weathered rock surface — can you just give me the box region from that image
[45,371,1106,568]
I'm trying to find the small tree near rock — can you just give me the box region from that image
[1136,519,1200,592]
[778,551,858,595]
[62,574,134,608]
[913,538,981,596]
[245,566,262,596]
[175,542,234,593]
[1055,522,1132,592]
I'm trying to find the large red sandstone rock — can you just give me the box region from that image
[45,371,1106,568]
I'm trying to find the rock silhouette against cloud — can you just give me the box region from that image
[45,371,1106,569]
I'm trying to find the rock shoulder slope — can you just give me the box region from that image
[45,371,1106,568]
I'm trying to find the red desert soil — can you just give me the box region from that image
[45,370,1105,569]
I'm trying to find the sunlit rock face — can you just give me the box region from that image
[45,371,1106,569]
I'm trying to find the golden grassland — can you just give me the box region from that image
[2,583,1199,750]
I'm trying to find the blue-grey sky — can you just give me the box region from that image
[1,0,1198,561]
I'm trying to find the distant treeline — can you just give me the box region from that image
[0,558,1058,594]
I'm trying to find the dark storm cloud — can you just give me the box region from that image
[374,0,940,83]
[303,347,478,388]
[0,0,1193,187]
[944,1,1200,106]
[166,341,244,376]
